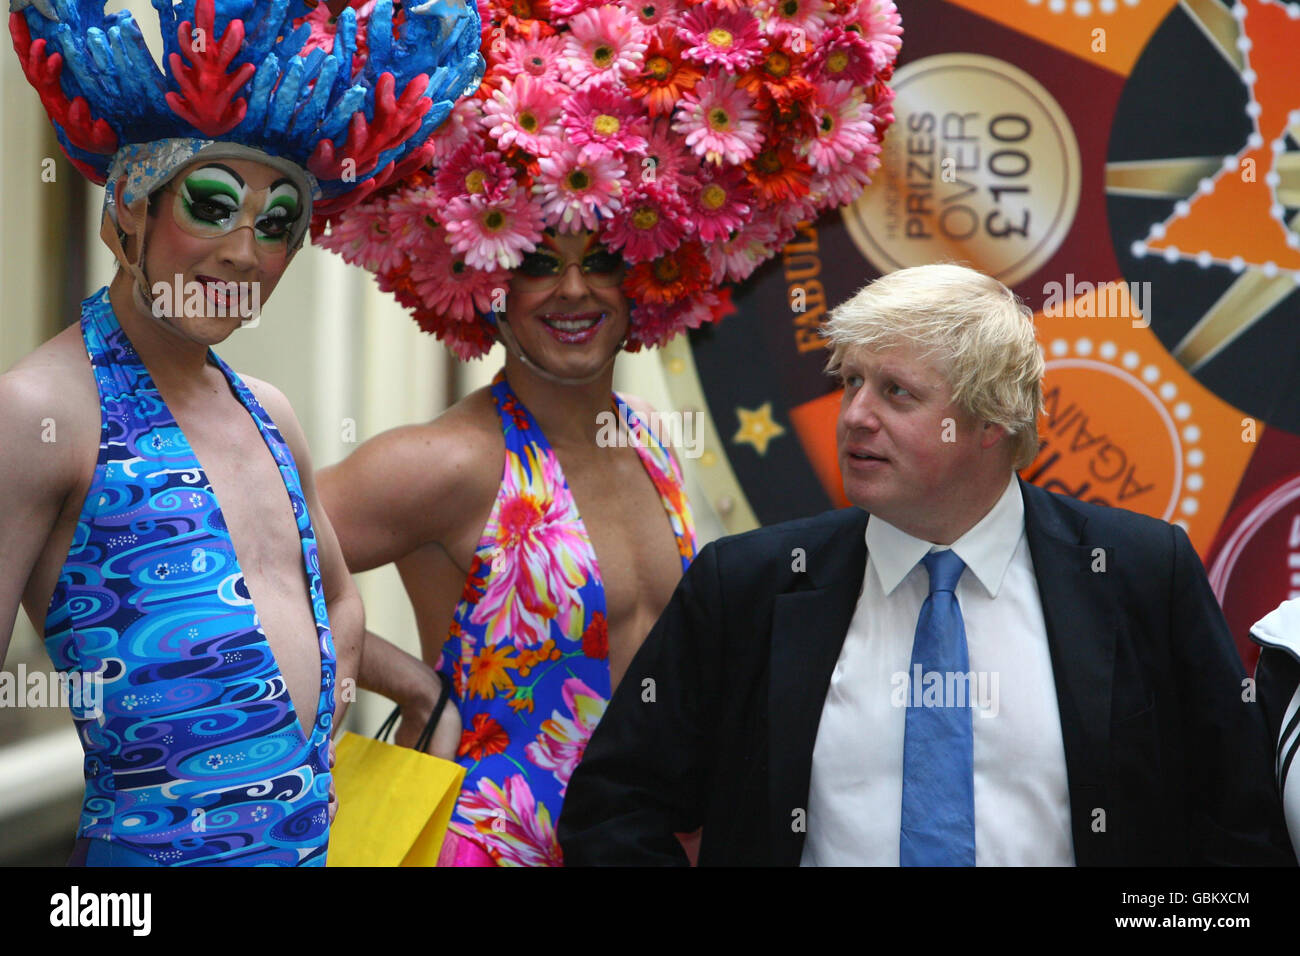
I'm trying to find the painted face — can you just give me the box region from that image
[835,340,991,540]
[505,229,630,376]
[166,164,302,251]
[131,158,300,343]
[513,231,625,291]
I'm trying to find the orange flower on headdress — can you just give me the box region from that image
[739,45,817,121]
[627,29,703,118]
[624,242,712,305]
[745,143,813,205]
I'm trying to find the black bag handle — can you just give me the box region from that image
[376,671,453,754]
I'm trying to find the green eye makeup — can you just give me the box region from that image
[169,166,301,246]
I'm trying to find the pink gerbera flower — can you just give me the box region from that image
[754,0,834,46]
[676,6,767,73]
[408,228,512,323]
[562,6,648,91]
[687,164,753,242]
[628,288,720,349]
[435,141,515,207]
[804,80,877,173]
[672,74,763,166]
[704,216,781,283]
[618,0,682,32]
[850,0,904,68]
[428,96,482,164]
[602,181,692,262]
[317,196,407,273]
[385,185,445,252]
[298,0,377,73]
[444,186,546,270]
[873,81,897,131]
[637,118,696,185]
[807,25,877,85]
[772,192,818,234]
[484,75,565,156]
[492,33,567,84]
[535,145,626,231]
[562,86,649,160]
[548,0,606,21]
[810,141,883,206]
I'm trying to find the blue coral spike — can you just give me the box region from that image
[11,0,484,209]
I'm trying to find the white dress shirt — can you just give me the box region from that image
[800,476,1075,866]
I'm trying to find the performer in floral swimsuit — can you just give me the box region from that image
[438,373,696,865]
[316,0,899,865]
[0,0,481,865]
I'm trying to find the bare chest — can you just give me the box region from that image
[171,396,322,734]
[557,447,686,691]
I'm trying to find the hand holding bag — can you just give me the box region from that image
[327,677,464,866]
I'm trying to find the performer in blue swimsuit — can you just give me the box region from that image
[0,0,482,865]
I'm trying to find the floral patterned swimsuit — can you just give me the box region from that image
[437,372,696,866]
[45,290,335,866]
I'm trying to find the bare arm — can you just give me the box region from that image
[317,425,459,574]
[358,630,460,758]
[317,409,499,755]
[0,369,82,665]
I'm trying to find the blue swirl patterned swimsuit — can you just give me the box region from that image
[45,289,336,866]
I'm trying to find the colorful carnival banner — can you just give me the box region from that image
[664,0,1300,666]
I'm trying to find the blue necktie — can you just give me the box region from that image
[900,549,975,866]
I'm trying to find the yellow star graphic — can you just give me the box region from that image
[732,402,786,456]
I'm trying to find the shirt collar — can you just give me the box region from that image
[865,475,1025,598]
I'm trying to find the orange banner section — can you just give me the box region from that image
[1147,0,1300,270]
[1028,280,1255,555]
[944,0,1178,76]
[789,390,850,509]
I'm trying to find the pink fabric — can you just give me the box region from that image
[437,831,498,867]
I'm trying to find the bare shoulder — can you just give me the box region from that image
[320,385,504,544]
[364,385,503,500]
[0,327,99,483]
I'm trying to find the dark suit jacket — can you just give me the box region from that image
[558,479,1295,865]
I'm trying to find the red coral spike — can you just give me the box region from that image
[10,13,118,160]
[307,72,432,181]
[163,0,255,136]
[310,174,381,220]
[68,153,105,182]
[309,139,435,223]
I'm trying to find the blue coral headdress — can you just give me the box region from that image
[9,0,485,249]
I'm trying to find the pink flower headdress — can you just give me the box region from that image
[318,0,901,355]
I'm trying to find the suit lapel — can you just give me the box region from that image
[1020,480,1116,865]
[768,508,869,865]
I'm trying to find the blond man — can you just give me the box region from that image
[558,263,1294,866]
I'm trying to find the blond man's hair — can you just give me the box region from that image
[822,263,1044,469]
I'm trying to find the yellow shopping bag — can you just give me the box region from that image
[327,699,465,867]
